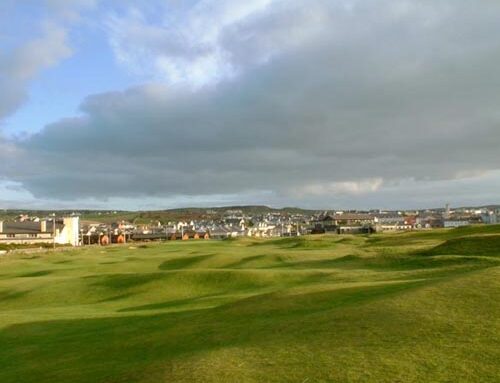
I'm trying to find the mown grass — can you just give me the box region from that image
[0,227,499,382]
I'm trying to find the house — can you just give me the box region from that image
[194,232,210,240]
[333,213,375,225]
[224,218,246,229]
[209,226,241,239]
[100,234,110,246]
[131,233,166,241]
[415,215,443,229]
[444,220,470,228]
[482,210,500,224]
[247,220,276,237]
[310,212,376,235]
[372,214,414,232]
[169,233,183,241]
[0,216,80,246]
[317,215,338,233]
[337,226,374,234]
[165,230,209,240]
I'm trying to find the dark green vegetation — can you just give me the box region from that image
[0,227,499,382]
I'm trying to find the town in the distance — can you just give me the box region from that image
[1,204,500,250]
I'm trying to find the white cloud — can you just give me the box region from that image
[0,22,72,121]
[0,0,98,122]
[105,0,333,88]
[45,0,97,21]
[5,22,72,81]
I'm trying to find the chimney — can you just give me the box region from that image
[41,220,47,232]
[0,221,3,233]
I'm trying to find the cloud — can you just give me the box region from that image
[44,0,98,23]
[104,0,336,87]
[0,22,72,121]
[105,0,273,87]
[3,0,500,208]
[0,0,98,123]
[293,179,384,197]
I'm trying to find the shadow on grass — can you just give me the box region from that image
[224,254,269,269]
[98,292,135,303]
[17,270,53,278]
[118,294,220,312]
[84,272,168,290]
[158,254,215,270]
[51,260,72,264]
[270,252,496,274]
[0,289,31,301]
[248,236,340,250]
[268,254,361,270]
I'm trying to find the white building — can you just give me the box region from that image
[0,216,80,247]
[55,216,80,246]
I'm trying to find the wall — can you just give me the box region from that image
[55,217,80,246]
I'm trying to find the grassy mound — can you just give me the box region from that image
[367,224,500,247]
[421,235,500,257]
[250,235,344,249]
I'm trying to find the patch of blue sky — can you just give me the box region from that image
[3,25,140,137]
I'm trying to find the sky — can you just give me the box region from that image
[1,0,500,211]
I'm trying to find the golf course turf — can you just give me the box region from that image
[0,226,499,382]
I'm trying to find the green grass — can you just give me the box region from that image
[0,227,499,382]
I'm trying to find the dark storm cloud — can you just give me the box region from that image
[4,0,500,205]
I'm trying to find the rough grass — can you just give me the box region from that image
[0,227,499,382]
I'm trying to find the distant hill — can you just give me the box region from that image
[0,206,320,224]
[2,204,499,224]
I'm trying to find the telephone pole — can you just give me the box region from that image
[52,213,56,250]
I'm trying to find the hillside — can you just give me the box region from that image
[1,206,319,224]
